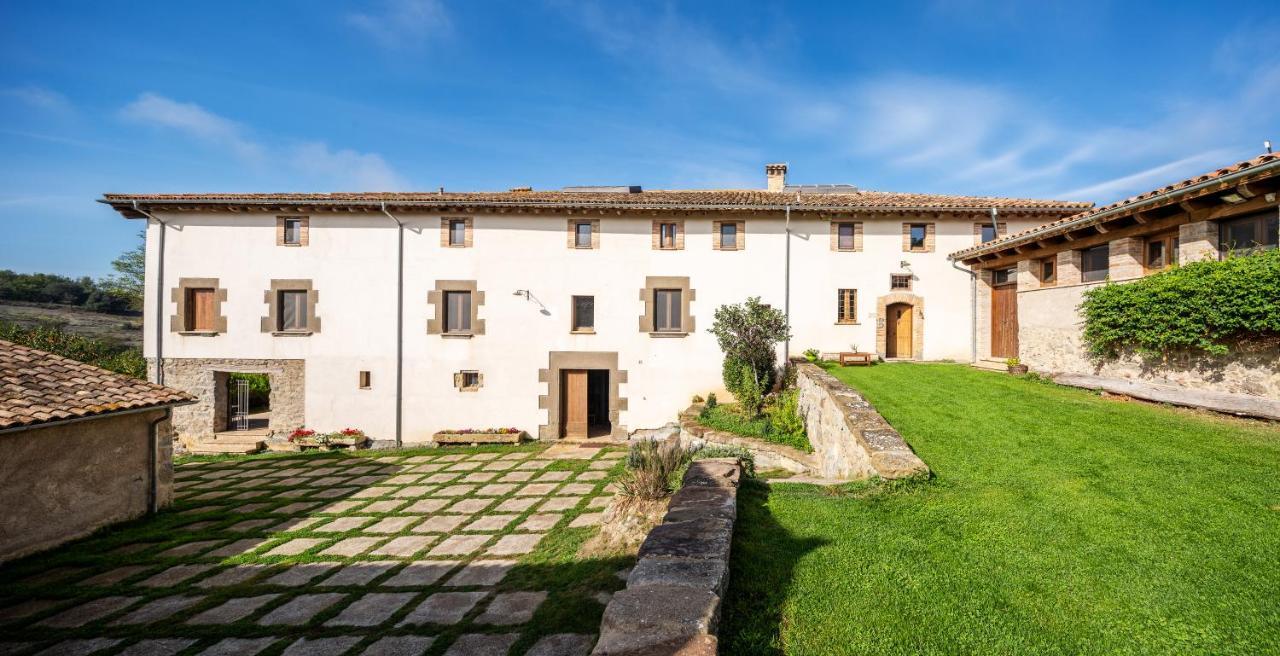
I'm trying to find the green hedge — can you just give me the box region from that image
[1080,248,1280,358]
[0,319,146,378]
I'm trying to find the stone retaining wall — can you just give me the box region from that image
[677,410,818,476]
[593,458,741,656]
[793,362,930,480]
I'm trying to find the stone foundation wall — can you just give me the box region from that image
[150,358,306,439]
[794,363,930,480]
[1018,284,1280,400]
[593,459,742,656]
[0,409,173,564]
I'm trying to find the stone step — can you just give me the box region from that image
[189,440,264,455]
[971,359,1007,372]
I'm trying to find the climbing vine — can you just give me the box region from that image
[1080,248,1280,358]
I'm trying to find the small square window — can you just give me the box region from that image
[1040,258,1056,284]
[890,274,912,291]
[575,222,593,248]
[659,223,678,249]
[448,219,467,246]
[991,268,1015,285]
[572,295,595,332]
[358,371,371,389]
[909,224,928,250]
[459,371,481,391]
[284,218,303,245]
[980,224,998,243]
[837,289,857,324]
[719,223,738,249]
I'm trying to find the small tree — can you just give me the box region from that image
[709,297,791,415]
[101,231,145,311]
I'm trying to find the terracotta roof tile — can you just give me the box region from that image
[101,188,1090,215]
[950,153,1280,260]
[0,340,194,431]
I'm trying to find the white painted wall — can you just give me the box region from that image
[142,210,1046,442]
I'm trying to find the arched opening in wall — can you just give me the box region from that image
[885,302,914,358]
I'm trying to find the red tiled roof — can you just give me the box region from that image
[101,188,1090,215]
[0,340,194,430]
[950,153,1280,260]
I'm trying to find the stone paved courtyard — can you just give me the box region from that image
[0,444,630,656]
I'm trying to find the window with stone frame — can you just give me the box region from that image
[890,274,912,291]
[653,289,683,332]
[1038,257,1056,286]
[837,289,857,324]
[277,216,308,246]
[278,290,309,331]
[575,222,593,248]
[659,223,679,249]
[455,370,482,391]
[184,288,216,331]
[719,222,737,249]
[909,224,928,250]
[444,291,473,333]
[572,295,595,333]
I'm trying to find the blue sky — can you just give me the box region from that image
[2,0,1277,277]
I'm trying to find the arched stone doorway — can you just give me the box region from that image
[876,293,924,360]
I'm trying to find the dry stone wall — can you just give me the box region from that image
[1018,284,1280,401]
[593,458,741,656]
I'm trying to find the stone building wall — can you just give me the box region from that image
[1018,283,1280,399]
[0,409,174,563]
[150,358,305,439]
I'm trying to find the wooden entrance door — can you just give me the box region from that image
[560,369,589,438]
[885,303,913,358]
[991,284,1019,359]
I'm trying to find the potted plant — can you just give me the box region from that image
[1006,357,1029,375]
[433,427,526,446]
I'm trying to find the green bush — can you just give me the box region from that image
[734,360,765,417]
[698,402,811,452]
[692,444,756,478]
[766,389,805,436]
[1080,248,1280,358]
[0,319,146,378]
[710,297,790,399]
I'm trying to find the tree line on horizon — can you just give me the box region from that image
[0,233,144,315]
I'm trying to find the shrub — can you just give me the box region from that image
[1081,248,1280,358]
[705,392,718,409]
[618,439,695,500]
[0,319,145,378]
[692,444,756,478]
[709,297,791,399]
[698,402,812,452]
[803,348,820,362]
[734,360,765,417]
[767,389,805,436]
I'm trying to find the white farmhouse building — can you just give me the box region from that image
[101,164,1088,447]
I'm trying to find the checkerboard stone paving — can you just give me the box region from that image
[0,445,628,656]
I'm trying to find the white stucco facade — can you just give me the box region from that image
[138,207,1053,443]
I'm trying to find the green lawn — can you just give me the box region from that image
[721,363,1280,656]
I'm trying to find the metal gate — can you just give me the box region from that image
[231,378,250,431]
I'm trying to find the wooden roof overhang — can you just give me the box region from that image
[950,156,1280,270]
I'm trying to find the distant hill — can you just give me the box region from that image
[0,300,141,349]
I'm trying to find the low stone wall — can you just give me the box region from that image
[151,357,305,440]
[794,363,930,480]
[593,458,741,656]
[1018,284,1280,402]
[677,410,818,476]
[0,409,174,564]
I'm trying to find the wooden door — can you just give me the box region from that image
[991,284,1019,358]
[886,303,912,358]
[561,369,588,438]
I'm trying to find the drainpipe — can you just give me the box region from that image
[133,201,167,386]
[989,206,1000,236]
[380,203,405,448]
[783,201,792,362]
[146,408,171,513]
[951,258,978,364]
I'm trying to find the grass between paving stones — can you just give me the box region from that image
[721,362,1280,656]
[0,443,631,656]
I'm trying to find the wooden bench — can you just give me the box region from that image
[839,352,873,366]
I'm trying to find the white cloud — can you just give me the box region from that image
[118,93,406,189]
[3,85,73,114]
[348,0,451,50]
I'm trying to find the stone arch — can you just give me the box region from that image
[876,293,925,360]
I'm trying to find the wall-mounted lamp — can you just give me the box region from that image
[513,289,531,300]
[899,260,912,269]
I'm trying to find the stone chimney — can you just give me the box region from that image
[766,163,788,192]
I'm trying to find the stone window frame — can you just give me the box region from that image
[836,288,858,325]
[440,217,474,248]
[567,219,601,249]
[1036,257,1057,287]
[712,220,746,251]
[261,279,320,335]
[638,276,695,337]
[889,273,912,291]
[358,371,372,389]
[427,280,486,337]
[454,370,483,392]
[831,221,863,252]
[277,216,309,247]
[538,351,628,439]
[652,219,685,250]
[973,221,1007,245]
[571,295,596,334]
[170,278,228,335]
[902,222,936,253]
